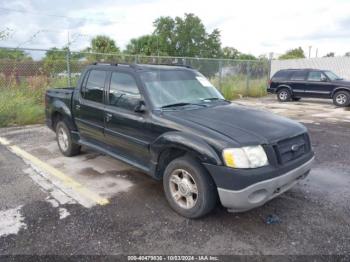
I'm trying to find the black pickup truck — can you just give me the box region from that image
[45,63,314,218]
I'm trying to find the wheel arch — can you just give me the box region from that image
[150,131,222,179]
[276,84,293,93]
[331,87,350,98]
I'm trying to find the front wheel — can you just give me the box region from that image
[56,120,81,157]
[333,90,350,107]
[163,156,218,218]
[277,88,291,102]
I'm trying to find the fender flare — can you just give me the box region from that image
[331,87,350,97]
[150,131,222,173]
[276,84,293,94]
[49,99,77,130]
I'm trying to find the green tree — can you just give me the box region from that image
[86,35,120,62]
[238,53,257,60]
[126,13,222,58]
[324,52,335,57]
[125,35,164,56]
[43,48,68,75]
[222,47,240,59]
[0,49,32,60]
[43,47,83,75]
[279,47,305,60]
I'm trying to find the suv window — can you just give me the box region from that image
[83,70,106,103]
[290,70,307,81]
[307,71,327,81]
[273,70,292,80]
[109,72,141,111]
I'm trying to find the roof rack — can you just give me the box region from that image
[90,62,192,69]
[91,62,141,69]
[146,63,192,68]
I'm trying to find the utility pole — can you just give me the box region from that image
[315,48,318,58]
[308,46,312,59]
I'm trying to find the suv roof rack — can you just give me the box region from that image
[91,62,140,69]
[90,62,192,69]
[147,63,192,68]
[282,68,319,71]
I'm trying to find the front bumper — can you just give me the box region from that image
[217,156,314,212]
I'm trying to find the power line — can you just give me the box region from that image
[0,7,122,24]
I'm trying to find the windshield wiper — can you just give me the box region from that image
[201,97,230,102]
[161,102,207,109]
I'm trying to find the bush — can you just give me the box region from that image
[0,89,44,127]
[211,75,267,100]
[0,75,73,128]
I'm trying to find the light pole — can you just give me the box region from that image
[308,46,312,59]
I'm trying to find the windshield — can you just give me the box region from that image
[140,70,224,108]
[324,71,341,81]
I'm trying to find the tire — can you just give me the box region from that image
[292,97,301,101]
[333,90,350,107]
[56,120,81,157]
[277,88,291,102]
[163,155,218,218]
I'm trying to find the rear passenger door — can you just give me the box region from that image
[74,69,107,143]
[305,71,333,98]
[289,70,308,97]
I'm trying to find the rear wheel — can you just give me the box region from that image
[163,156,217,218]
[56,120,81,157]
[333,90,350,107]
[277,88,291,102]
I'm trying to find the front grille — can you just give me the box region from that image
[274,134,310,164]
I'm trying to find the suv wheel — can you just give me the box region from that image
[163,156,217,218]
[56,120,81,157]
[277,88,291,102]
[333,91,350,107]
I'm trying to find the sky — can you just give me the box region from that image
[1,0,350,58]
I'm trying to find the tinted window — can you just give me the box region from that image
[307,71,327,81]
[290,71,307,81]
[272,70,292,80]
[83,70,106,103]
[109,72,141,110]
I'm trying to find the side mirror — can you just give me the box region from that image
[321,77,328,82]
[134,100,146,113]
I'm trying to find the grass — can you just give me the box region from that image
[211,75,268,100]
[0,75,79,128]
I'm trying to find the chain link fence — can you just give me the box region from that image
[0,46,269,127]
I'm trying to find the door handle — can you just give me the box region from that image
[105,113,112,122]
[75,104,81,110]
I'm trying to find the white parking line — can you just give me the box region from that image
[0,137,109,208]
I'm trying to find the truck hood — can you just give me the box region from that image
[164,103,307,146]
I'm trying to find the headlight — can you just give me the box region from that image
[222,145,268,168]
